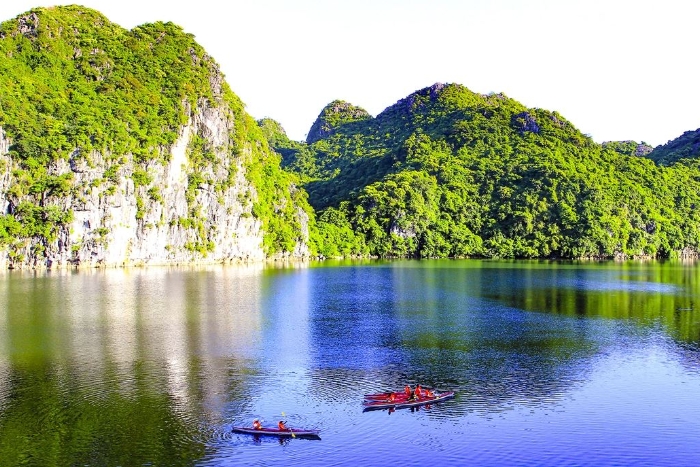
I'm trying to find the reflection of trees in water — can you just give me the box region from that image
[393,262,602,415]
[0,267,264,466]
[301,260,700,418]
[472,261,700,402]
[398,316,601,417]
[480,261,700,345]
[675,342,700,374]
[0,362,206,466]
[301,262,603,417]
[0,360,252,466]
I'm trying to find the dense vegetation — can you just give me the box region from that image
[263,83,700,259]
[646,128,700,165]
[2,6,699,262]
[602,140,653,158]
[0,6,309,259]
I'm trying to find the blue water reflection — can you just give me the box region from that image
[1,260,699,466]
[213,260,700,466]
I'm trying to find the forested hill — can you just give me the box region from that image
[263,83,700,259]
[0,6,314,268]
[2,5,699,265]
[646,128,700,165]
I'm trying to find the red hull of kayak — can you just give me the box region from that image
[362,391,455,411]
[364,391,413,401]
[232,426,321,439]
[364,388,436,401]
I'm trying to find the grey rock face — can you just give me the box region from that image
[0,99,310,269]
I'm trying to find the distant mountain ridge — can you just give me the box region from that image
[646,128,700,165]
[1,6,700,265]
[306,100,372,144]
[263,83,700,259]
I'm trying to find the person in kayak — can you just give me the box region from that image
[425,389,435,398]
[385,392,397,403]
[404,385,412,397]
[278,420,287,430]
[414,384,423,399]
[253,419,262,430]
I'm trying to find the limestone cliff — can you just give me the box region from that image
[0,100,310,269]
[0,7,312,269]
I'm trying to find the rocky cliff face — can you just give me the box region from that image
[0,7,312,269]
[0,128,11,222]
[0,100,309,269]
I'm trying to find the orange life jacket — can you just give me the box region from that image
[278,421,287,430]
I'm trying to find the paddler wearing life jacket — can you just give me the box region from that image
[414,384,423,399]
[253,419,262,430]
[386,392,396,402]
[278,420,287,430]
[404,385,412,397]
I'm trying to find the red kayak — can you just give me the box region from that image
[364,388,435,401]
[232,426,321,439]
[362,391,455,411]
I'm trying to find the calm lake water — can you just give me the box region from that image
[1,259,700,466]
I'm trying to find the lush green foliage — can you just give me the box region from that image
[0,6,309,257]
[5,5,696,261]
[265,83,700,259]
[305,100,372,144]
[243,120,312,254]
[602,140,653,158]
[646,128,700,165]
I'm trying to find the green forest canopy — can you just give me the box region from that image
[2,6,700,262]
[263,83,700,259]
[0,6,310,257]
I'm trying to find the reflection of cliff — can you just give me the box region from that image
[0,296,7,411]
[479,260,700,345]
[301,261,601,414]
[676,344,700,374]
[390,262,602,413]
[0,362,8,413]
[0,267,265,465]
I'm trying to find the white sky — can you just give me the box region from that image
[1,0,698,146]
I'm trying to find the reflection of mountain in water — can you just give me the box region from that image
[675,342,700,374]
[478,260,700,345]
[0,267,265,466]
[2,261,698,463]
[303,261,603,416]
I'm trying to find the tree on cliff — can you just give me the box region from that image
[0,6,316,267]
[264,83,700,259]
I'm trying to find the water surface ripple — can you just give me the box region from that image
[1,260,700,466]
